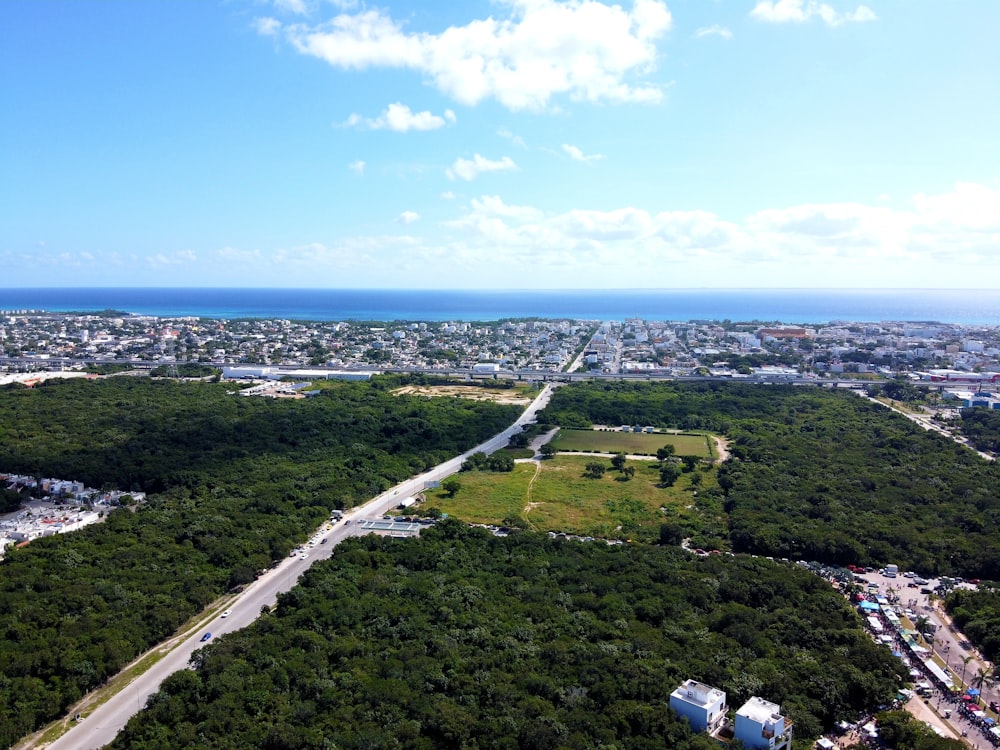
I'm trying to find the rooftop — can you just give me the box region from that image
[738,696,782,724]
[672,680,725,708]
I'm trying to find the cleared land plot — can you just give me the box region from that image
[550,428,712,457]
[392,385,533,405]
[427,455,719,541]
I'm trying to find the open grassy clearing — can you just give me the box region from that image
[426,454,720,542]
[550,428,713,457]
[391,384,534,404]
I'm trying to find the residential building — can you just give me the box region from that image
[734,697,793,750]
[669,680,727,734]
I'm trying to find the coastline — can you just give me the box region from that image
[2,288,1000,325]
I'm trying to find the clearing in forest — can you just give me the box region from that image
[392,384,533,405]
[549,428,713,457]
[425,454,720,542]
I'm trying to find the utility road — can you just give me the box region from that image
[44,385,555,750]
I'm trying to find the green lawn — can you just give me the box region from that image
[426,455,722,543]
[549,428,712,457]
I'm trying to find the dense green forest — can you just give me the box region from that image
[111,522,904,750]
[0,376,520,748]
[959,407,1000,454]
[944,586,1000,664]
[861,711,964,750]
[538,381,1000,577]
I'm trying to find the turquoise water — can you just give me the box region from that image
[1,288,998,324]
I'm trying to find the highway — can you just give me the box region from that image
[0,354,902,388]
[43,385,555,750]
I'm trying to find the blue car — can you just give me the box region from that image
[200,632,212,642]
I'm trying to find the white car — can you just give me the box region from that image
[220,609,232,618]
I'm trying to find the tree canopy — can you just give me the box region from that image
[539,381,1000,577]
[111,522,905,749]
[0,376,520,747]
[945,585,1000,664]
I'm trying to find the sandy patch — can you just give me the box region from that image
[392,385,531,405]
[712,436,730,463]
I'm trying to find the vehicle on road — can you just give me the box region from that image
[220,609,232,618]
[200,632,212,642]
[320,538,327,544]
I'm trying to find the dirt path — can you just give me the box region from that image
[711,436,730,464]
[556,451,658,461]
[522,461,543,517]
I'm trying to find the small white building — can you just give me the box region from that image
[734,697,793,750]
[669,680,727,734]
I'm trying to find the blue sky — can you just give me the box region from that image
[1,0,999,289]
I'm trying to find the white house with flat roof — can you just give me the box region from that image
[734,696,793,750]
[669,680,727,733]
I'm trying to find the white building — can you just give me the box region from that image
[669,680,727,734]
[734,697,793,750]
[472,362,501,373]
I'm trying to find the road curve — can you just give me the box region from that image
[43,385,555,750]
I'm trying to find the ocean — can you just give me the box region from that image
[0,288,999,325]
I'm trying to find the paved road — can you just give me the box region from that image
[44,385,555,750]
[862,570,996,706]
[861,394,996,462]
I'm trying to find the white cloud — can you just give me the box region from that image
[750,0,877,27]
[146,249,197,268]
[912,182,1000,231]
[343,102,456,132]
[497,128,527,148]
[471,195,545,222]
[446,154,518,181]
[433,182,1000,276]
[348,159,365,175]
[254,17,282,36]
[397,210,421,224]
[274,0,309,15]
[441,191,457,200]
[694,25,733,40]
[562,143,605,162]
[214,238,416,272]
[275,0,673,111]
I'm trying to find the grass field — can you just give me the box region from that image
[549,428,713,457]
[425,455,724,543]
